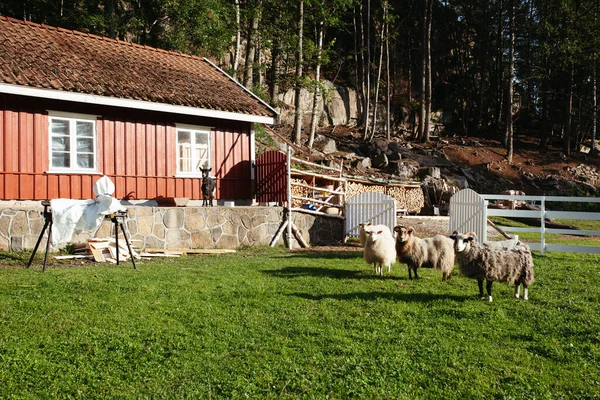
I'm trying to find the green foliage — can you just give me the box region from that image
[1,248,599,398]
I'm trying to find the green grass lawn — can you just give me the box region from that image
[1,248,599,399]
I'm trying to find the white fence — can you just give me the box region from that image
[345,192,397,239]
[448,188,488,242]
[449,188,600,255]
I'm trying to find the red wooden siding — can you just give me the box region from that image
[0,103,253,201]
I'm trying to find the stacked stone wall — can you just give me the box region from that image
[0,205,344,251]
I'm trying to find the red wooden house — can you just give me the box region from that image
[0,16,277,204]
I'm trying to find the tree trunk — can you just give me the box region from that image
[495,0,505,127]
[244,1,262,89]
[385,1,391,140]
[292,0,304,146]
[362,0,372,139]
[505,0,515,163]
[369,18,385,141]
[308,20,324,148]
[353,7,362,124]
[423,0,433,142]
[593,61,597,156]
[418,0,432,142]
[564,63,574,156]
[232,0,241,80]
[269,37,281,107]
[540,70,549,149]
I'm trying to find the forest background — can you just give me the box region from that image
[2,0,599,162]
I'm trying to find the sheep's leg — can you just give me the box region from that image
[408,266,413,280]
[413,267,419,279]
[477,278,485,300]
[514,284,521,299]
[486,280,493,302]
[523,284,529,301]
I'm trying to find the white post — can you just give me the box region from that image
[286,145,293,250]
[540,197,546,256]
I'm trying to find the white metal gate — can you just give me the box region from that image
[449,188,488,242]
[345,192,397,238]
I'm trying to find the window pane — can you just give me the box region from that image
[77,137,94,153]
[196,132,208,145]
[52,137,70,151]
[76,121,93,137]
[52,153,70,168]
[178,131,191,143]
[51,119,69,136]
[179,158,192,172]
[195,147,208,166]
[77,154,94,169]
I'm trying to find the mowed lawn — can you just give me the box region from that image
[1,247,599,399]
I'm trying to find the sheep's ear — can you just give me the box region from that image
[451,230,458,235]
[377,230,383,235]
[449,233,456,240]
[407,227,414,234]
[393,225,401,233]
[466,232,477,241]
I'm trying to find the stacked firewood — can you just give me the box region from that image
[387,186,425,213]
[290,178,310,208]
[346,181,386,198]
[346,181,424,213]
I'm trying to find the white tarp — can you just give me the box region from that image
[50,176,125,246]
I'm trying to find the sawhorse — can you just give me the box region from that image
[26,201,136,271]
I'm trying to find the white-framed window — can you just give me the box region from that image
[176,125,212,177]
[48,112,98,173]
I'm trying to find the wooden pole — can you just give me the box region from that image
[287,145,293,249]
[270,220,288,247]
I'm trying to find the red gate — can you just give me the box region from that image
[255,150,287,204]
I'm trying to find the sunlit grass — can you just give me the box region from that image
[1,247,599,399]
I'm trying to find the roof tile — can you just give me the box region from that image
[0,16,275,119]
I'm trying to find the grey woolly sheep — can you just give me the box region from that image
[450,231,535,302]
[393,225,455,281]
[363,225,396,277]
[359,222,391,247]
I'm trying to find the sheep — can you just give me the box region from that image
[393,225,455,281]
[200,167,216,206]
[449,231,535,302]
[359,222,391,247]
[363,225,397,277]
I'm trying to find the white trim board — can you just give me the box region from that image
[0,83,277,125]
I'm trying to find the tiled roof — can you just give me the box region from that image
[0,16,276,119]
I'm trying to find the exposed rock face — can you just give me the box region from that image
[278,80,363,127]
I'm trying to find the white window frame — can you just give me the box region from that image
[47,112,99,174]
[176,124,212,178]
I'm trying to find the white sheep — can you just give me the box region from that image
[363,225,396,277]
[449,231,535,302]
[359,222,391,247]
[393,225,455,281]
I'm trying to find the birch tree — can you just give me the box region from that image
[292,0,304,146]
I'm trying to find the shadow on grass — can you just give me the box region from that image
[290,291,472,303]
[264,266,406,281]
[273,251,363,261]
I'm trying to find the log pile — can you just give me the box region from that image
[290,178,310,208]
[346,181,424,213]
[291,176,424,214]
[387,185,425,213]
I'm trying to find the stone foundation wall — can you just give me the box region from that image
[0,205,344,251]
